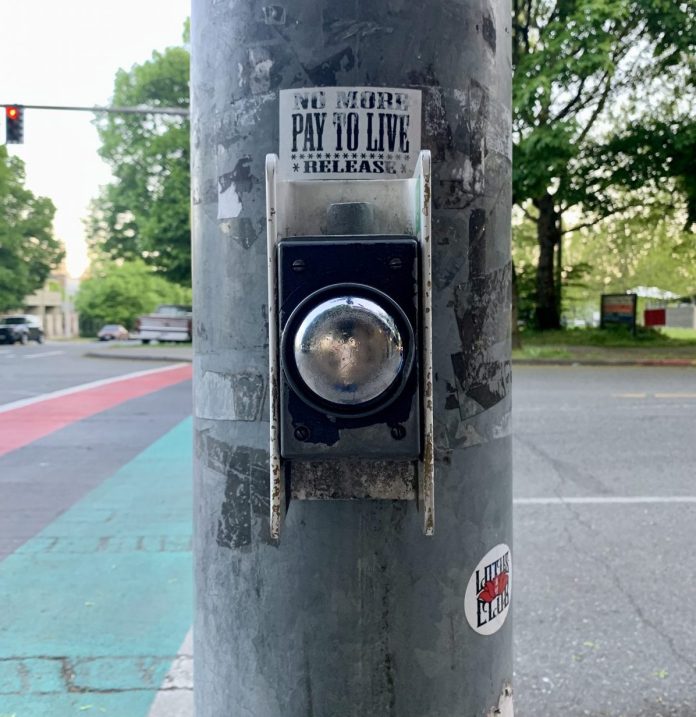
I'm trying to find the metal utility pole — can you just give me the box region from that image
[191,0,513,714]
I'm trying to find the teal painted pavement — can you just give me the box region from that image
[0,418,193,716]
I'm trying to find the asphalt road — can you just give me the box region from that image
[514,366,696,717]
[0,340,184,405]
[0,342,192,560]
[0,343,194,715]
[2,348,696,715]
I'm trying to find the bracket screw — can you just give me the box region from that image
[390,424,406,440]
[294,425,310,441]
[292,259,306,272]
[388,257,402,271]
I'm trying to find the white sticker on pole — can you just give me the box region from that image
[278,87,422,180]
[465,543,511,636]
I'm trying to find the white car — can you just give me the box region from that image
[97,324,130,341]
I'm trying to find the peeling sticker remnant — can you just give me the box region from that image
[482,11,497,54]
[449,261,512,424]
[218,156,256,220]
[465,543,511,635]
[262,5,286,25]
[487,683,514,717]
[196,433,270,549]
[238,47,274,95]
[218,217,260,250]
[196,370,265,421]
[305,47,355,86]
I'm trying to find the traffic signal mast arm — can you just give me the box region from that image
[2,103,189,117]
[3,103,188,144]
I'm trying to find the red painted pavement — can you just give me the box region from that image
[0,364,192,458]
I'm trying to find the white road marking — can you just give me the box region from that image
[515,496,696,506]
[147,628,193,717]
[613,392,696,400]
[24,350,65,360]
[0,363,188,414]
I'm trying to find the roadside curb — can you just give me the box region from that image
[84,351,695,368]
[513,358,696,368]
[84,351,192,363]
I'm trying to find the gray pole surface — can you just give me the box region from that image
[191,1,513,714]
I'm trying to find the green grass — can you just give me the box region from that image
[520,326,696,347]
[513,346,573,360]
[658,327,696,341]
[513,326,696,363]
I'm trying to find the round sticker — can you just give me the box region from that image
[464,543,511,635]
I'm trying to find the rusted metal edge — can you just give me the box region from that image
[266,154,284,541]
[416,150,435,536]
[291,459,417,500]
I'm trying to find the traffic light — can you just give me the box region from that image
[5,105,24,144]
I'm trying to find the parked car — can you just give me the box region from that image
[131,305,192,344]
[97,324,130,341]
[0,315,44,345]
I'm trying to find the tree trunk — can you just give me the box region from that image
[534,193,562,329]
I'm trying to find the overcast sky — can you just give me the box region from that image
[1,0,190,277]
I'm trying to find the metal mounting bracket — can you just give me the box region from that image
[266,150,433,540]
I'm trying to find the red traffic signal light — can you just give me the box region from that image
[5,105,24,144]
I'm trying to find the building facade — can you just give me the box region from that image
[22,268,79,339]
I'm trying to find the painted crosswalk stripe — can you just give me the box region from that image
[0,417,194,715]
[24,350,65,359]
[0,363,190,414]
[515,496,696,505]
[0,363,192,457]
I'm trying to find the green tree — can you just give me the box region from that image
[90,42,190,284]
[600,119,696,230]
[75,260,191,333]
[0,146,64,312]
[513,0,696,328]
[563,193,696,299]
[514,191,696,324]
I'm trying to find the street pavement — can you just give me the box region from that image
[1,344,695,715]
[0,344,193,715]
[514,366,696,717]
[0,341,189,405]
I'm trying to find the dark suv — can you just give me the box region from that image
[0,315,45,345]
